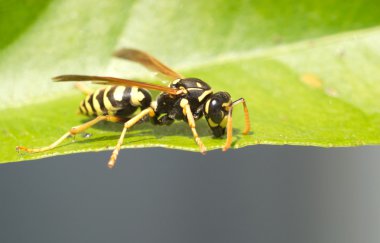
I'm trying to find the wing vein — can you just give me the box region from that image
[53,75,180,95]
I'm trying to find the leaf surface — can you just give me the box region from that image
[1,0,380,163]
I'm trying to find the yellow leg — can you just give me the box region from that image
[241,99,251,135]
[74,82,93,95]
[107,107,155,169]
[222,98,251,151]
[183,102,206,154]
[16,115,123,153]
[223,108,233,152]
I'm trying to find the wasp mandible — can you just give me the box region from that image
[17,49,251,168]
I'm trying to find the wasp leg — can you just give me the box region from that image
[108,107,155,169]
[222,98,251,151]
[74,82,93,95]
[16,115,124,153]
[183,102,207,154]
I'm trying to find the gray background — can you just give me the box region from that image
[1,146,380,243]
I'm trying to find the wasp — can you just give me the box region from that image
[17,49,251,168]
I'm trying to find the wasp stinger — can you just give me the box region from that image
[16,48,251,168]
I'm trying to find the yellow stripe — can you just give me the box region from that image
[208,114,227,128]
[103,86,115,115]
[205,99,211,114]
[79,100,87,114]
[92,89,103,115]
[220,116,228,128]
[180,98,188,108]
[208,118,219,127]
[198,89,212,102]
[84,95,94,115]
[222,101,232,109]
[130,87,146,106]
[113,86,125,101]
[172,79,181,84]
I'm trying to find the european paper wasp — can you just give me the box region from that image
[17,49,251,168]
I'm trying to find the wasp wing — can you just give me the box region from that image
[114,48,184,80]
[53,75,180,95]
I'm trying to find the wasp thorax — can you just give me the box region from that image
[204,92,232,137]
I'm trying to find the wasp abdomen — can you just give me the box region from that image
[79,86,152,117]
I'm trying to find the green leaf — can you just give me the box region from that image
[1,0,380,163]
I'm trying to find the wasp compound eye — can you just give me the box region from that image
[209,99,224,122]
[204,92,231,137]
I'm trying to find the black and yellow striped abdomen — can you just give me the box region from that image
[79,86,152,117]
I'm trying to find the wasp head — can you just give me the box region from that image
[203,92,232,137]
